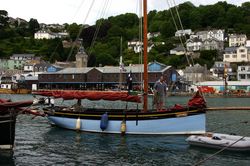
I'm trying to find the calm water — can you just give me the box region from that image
[1,94,250,166]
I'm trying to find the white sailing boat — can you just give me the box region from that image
[34,0,207,135]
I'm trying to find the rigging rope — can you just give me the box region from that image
[166,0,191,66]
[172,0,194,65]
[66,0,96,62]
[49,0,87,63]
[88,0,111,55]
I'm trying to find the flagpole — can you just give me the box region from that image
[119,36,123,91]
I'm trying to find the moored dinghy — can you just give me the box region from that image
[186,133,250,151]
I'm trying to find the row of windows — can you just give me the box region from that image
[239,74,250,79]
[224,54,246,58]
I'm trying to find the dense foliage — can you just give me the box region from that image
[0,1,249,68]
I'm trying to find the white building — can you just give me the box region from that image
[246,40,250,47]
[23,63,34,72]
[223,46,250,63]
[34,30,69,39]
[10,54,35,60]
[229,34,247,47]
[175,29,192,37]
[196,29,224,41]
[147,32,160,39]
[34,30,56,39]
[170,46,185,55]
[127,40,154,53]
[237,66,250,81]
[186,37,202,51]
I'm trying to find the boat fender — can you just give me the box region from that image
[120,121,126,135]
[76,117,81,131]
[100,112,109,131]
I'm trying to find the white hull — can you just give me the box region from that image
[186,133,250,151]
[47,113,206,135]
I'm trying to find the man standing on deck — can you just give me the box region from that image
[153,76,167,111]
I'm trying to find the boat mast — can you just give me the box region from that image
[143,0,148,112]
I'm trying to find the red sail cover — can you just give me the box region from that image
[32,90,141,103]
[188,91,206,108]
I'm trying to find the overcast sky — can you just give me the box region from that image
[1,0,248,25]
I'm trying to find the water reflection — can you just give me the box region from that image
[0,150,15,166]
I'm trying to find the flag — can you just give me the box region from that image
[119,63,126,72]
[127,70,133,91]
[119,56,126,72]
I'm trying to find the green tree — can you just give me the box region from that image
[160,21,175,38]
[0,10,9,28]
[67,23,80,40]
[28,18,40,35]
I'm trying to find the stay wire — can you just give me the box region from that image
[66,0,96,62]
[49,0,86,63]
[89,0,111,55]
[166,0,191,66]
[172,0,194,66]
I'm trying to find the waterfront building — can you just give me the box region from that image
[183,64,207,84]
[210,61,233,80]
[37,61,179,90]
[194,81,250,93]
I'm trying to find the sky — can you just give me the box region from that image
[1,0,249,25]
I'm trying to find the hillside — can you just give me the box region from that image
[0,1,250,69]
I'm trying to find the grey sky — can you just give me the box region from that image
[1,0,248,25]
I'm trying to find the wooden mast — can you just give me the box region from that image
[143,0,148,112]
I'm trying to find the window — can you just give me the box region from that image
[239,74,246,79]
[239,49,245,53]
[225,55,230,58]
[241,54,246,58]
[241,67,245,71]
[233,55,237,58]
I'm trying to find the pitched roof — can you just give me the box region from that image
[11,54,35,58]
[42,63,172,74]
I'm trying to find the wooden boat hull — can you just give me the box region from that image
[0,88,31,94]
[44,108,206,135]
[186,133,250,151]
[0,113,16,150]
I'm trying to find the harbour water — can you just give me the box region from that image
[1,94,250,165]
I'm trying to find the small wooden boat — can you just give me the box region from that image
[186,133,250,151]
[0,88,31,94]
[0,98,43,150]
